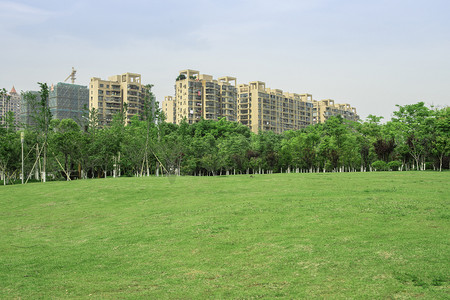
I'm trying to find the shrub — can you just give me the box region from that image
[372,160,387,171]
[176,74,186,81]
[387,160,402,171]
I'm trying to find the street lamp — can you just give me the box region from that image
[21,131,24,184]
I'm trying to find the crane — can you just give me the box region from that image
[64,67,77,84]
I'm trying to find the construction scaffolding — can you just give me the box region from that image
[20,91,41,128]
[49,82,89,125]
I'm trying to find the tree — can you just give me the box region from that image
[22,83,52,181]
[373,138,396,162]
[78,108,100,178]
[322,117,350,171]
[0,88,20,184]
[217,133,250,174]
[0,126,20,185]
[49,119,81,180]
[391,102,434,170]
[140,84,158,176]
[432,107,450,171]
[357,115,384,171]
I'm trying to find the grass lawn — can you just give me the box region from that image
[0,172,449,298]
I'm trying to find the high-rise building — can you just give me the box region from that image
[0,86,21,128]
[162,70,237,124]
[163,96,176,124]
[89,73,153,126]
[49,82,89,125]
[163,69,360,133]
[312,99,359,124]
[237,81,314,134]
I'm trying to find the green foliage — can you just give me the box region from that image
[387,160,402,171]
[0,97,448,184]
[372,160,387,171]
[49,119,82,177]
[176,74,187,81]
[0,131,21,184]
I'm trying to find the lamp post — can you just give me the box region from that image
[21,131,24,184]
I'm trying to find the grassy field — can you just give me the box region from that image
[0,172,449,298]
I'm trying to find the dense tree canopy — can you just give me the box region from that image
[0,99,449,184]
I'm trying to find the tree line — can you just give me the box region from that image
[1,84,449,184]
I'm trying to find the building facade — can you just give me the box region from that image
[163,96,176,123]
[49,82,89,125]
[162,70,237,124]
[89,73,152,126]
[237,81,314,134]
[0,86,21,128]
[163,69,360,133]
[312,99,359,124]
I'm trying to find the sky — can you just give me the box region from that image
[1,0,449,120]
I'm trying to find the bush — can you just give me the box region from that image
[176,74,186,81]
[387,160,402,171]
[372,160,387,171]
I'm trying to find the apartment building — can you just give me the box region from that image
[237,81,314,134]
[312,99,359,124]
[163,96,176,123]
[162,70,237,124]
[90,73,152,126]
[163,69,360,133]
[0,86,21,128]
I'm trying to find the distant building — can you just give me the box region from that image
[312,99,359,124]
[89,72,154,127]
[20,90,41,128]
[162,69,238,124]
[163,96,176,124]
[163,69,360,133]
[0,86,21,128]
[237,81,314,134]
[49,82,89,125]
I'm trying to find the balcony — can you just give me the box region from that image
[128,84,139,90]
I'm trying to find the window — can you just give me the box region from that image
[100,84,104,88]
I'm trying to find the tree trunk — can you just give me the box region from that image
[35,144,40,180]
[43,142,46,183]
[118,152,121,177]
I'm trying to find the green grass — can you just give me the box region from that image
[1,172,449,298]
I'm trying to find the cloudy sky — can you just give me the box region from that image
[1,0,449,120]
